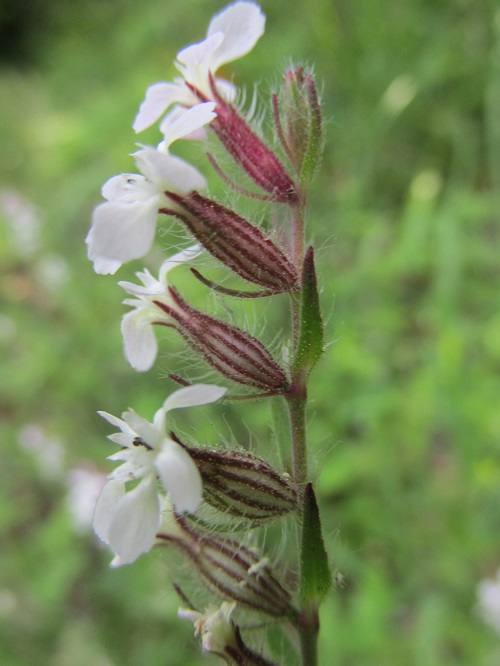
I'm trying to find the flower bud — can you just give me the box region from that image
[278,66,323,185]
[160,517,293,618]
[162,191,299,292]
[155,287,289,392]
[187,446,299,523]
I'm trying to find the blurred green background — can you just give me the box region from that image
[1,0,500,664]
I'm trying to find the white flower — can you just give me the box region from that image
[178,602,237,655]
[93,383,227,565]
[133,1,265,133]
[477,568,500,633]
[86,103,215,275]
[66,466,106,533]
[118,244,202,372]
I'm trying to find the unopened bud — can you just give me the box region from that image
[187,446,299,523]
[155,287,289,392]
[162,191,299,292]
[279,67,323,185]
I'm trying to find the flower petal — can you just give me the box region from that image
[155,440,202,513]
[107,459,143,482]
[118,268,164,297]
[133,82,188,133]
[107,447,134,461]
[91,256,122,275]
[157,243,203,284]
[159,106,208,141]
[161,102,216,148]
[207,1,266,73]
[163,384,227,412]
[122,408,163,446]
[86,199,158,274]
[176,32,224,90]
[106,476,161,564]
[98,410,134,434]
[101,173,155,203]
[107,432,136,448]
[134,146,207,194]
[93,479,125,545]
[121,309,159,372]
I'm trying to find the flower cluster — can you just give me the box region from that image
[87,2,327,663]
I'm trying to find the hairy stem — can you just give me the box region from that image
[292,201,306,270]
[288,193,308,484]
[298,604,320,666]
[288,189,321,665]
[286,387,308,484]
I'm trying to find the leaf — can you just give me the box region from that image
[299,483,332,604]
[293,246,324,376]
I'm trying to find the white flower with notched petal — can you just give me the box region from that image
[93,384,227,565]
[118,245,202,372]
[86,102,215,275]
[133,1,265,133]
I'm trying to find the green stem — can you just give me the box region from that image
[292,201,306,270]
[290,290,301,355]
[289,194,321,665]
[286,388,308,484]
[288,195,308,483]
[298,605,320,666]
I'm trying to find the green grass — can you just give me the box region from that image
[1,0,499,664]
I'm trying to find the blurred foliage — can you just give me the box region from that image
[1,0,499,664]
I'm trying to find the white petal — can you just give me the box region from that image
[122,408,163,446]
[108,460,143,482]
[177,607,203,623]
[98,410,133,434]
[163,384,227,412]
[93,479,125,544]
[86,199,158,272]
[134,146,206,193]
[176,33,224,89]
[121,309,159,372]
[157,244,203,284]
[207,1,265,72]
[107,447,134,461]
[91,256,122,275]
[159,106,208,141]
[107,433,136,447]
[161,102,216,148]
[101,173,155,203]
[160,154,207,193]
[118,269,164,297]
[133,145,172,183]
[133,82,187,133]
[155,440,202,513]
[135,267,163,289]
[106,476,161,564]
